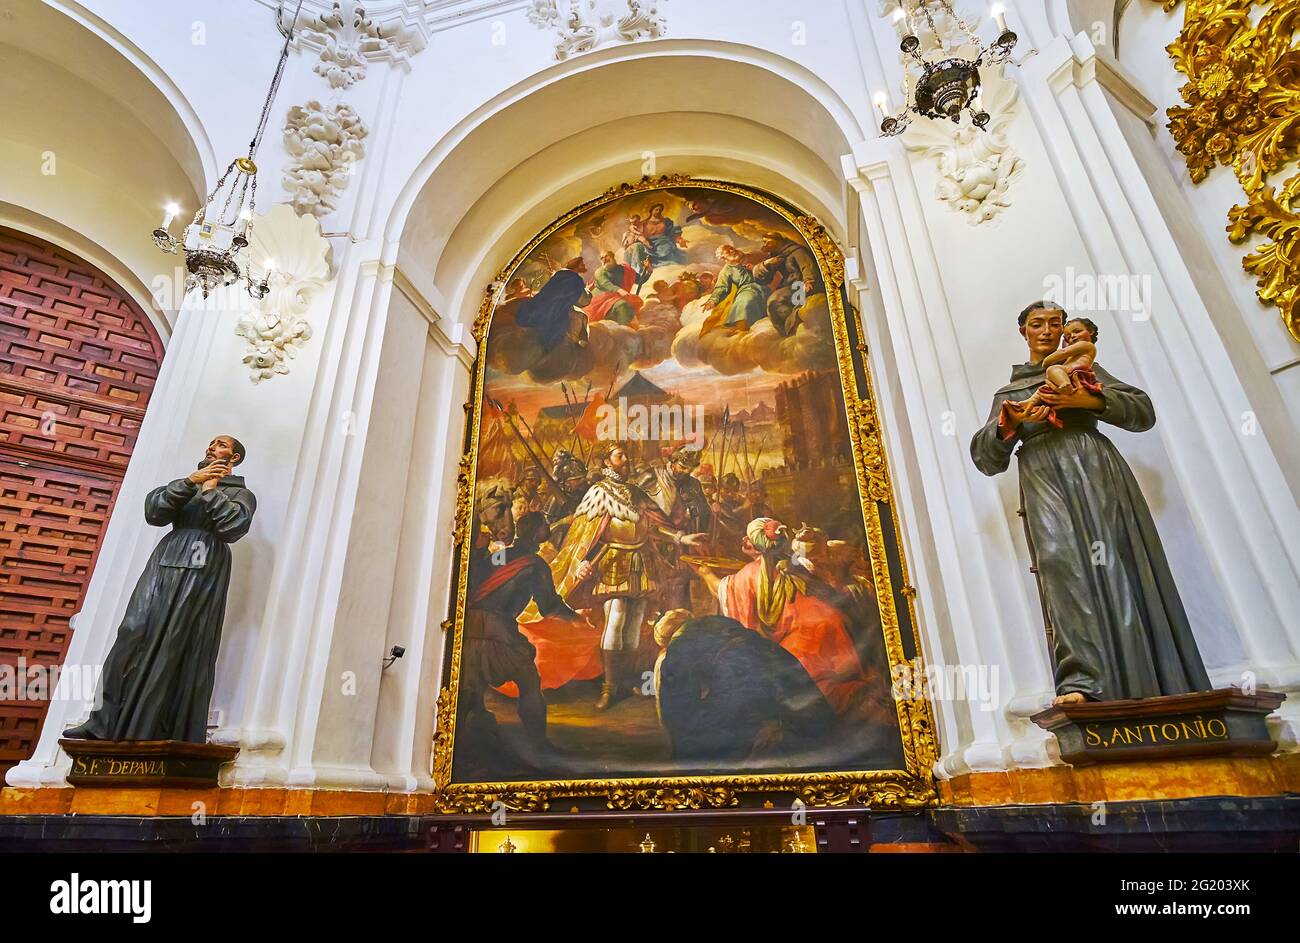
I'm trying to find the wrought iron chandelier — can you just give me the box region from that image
[875,1,1018,137]
[153,1,305,299]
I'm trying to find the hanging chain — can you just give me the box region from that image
[921,0,939,38]
[941,0,977,42]
[896,0,915,32]
[921,0,981,51]
[247,0,305,160]
[193,160,238,228]
[159,5,301,295]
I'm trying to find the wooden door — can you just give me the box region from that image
[0,228,163,774]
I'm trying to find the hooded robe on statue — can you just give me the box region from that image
[67,472,256,742]
[970,361,1211,701]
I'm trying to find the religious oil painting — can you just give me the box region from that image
[436,178,936,810]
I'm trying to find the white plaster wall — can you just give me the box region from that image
[177,293,327,735]
[7,0,1298,790]
[50,0,282,185]
[311,282,427,771]
[368,285,474,788]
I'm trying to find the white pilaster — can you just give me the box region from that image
[218,236,394,789]
[370,276,475,791]
[844,147,1057,777]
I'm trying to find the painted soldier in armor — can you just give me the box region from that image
[549,444,707,710]
[643,444,712,611]
[745,479,775,522]
[711,472,749,557]
[511,465,545,520]
[542,449,590,543]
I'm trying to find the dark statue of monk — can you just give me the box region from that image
[64,435,256,742]
[970,301,1210,707]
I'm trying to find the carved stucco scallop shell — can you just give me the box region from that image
[236,204,333,383]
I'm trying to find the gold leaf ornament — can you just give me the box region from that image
[1156,0,1300,339]
[432,687,455,790]
[1228,170,1300,339]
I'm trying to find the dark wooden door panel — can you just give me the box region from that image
[0,229,162,773]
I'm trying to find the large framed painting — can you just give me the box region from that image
[432,175,938,812]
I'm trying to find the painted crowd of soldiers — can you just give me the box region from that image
[461,430,892,768]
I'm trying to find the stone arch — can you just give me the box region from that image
[1055,0,1124,41]
[353,41,882,791]
[0,1,213,338]
[0,226,165,774]
[1058,0,1152,61]
[387,40,866,326]
[0,205,167,344]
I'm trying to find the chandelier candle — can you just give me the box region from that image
[991,3,1009,34]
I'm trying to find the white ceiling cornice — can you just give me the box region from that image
[252,0,531,40]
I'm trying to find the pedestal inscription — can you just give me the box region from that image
[1030,689,1286,766]
[60,739,239,788]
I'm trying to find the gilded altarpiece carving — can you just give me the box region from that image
[1153,0,1300,340]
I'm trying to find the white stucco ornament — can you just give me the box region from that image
[527,0,665,60]
[885,1,1025,224]
[902,70,1025,224]
[282,100,368,218]
[285,0,428,89]
[237,204,333,383]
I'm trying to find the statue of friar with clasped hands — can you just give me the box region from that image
[970,302,1211,707]
[65,435,256,743]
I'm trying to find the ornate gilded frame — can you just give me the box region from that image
[431,175,939,813]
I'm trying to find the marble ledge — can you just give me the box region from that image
[939,753,1300,807]
[0,785,438,818]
